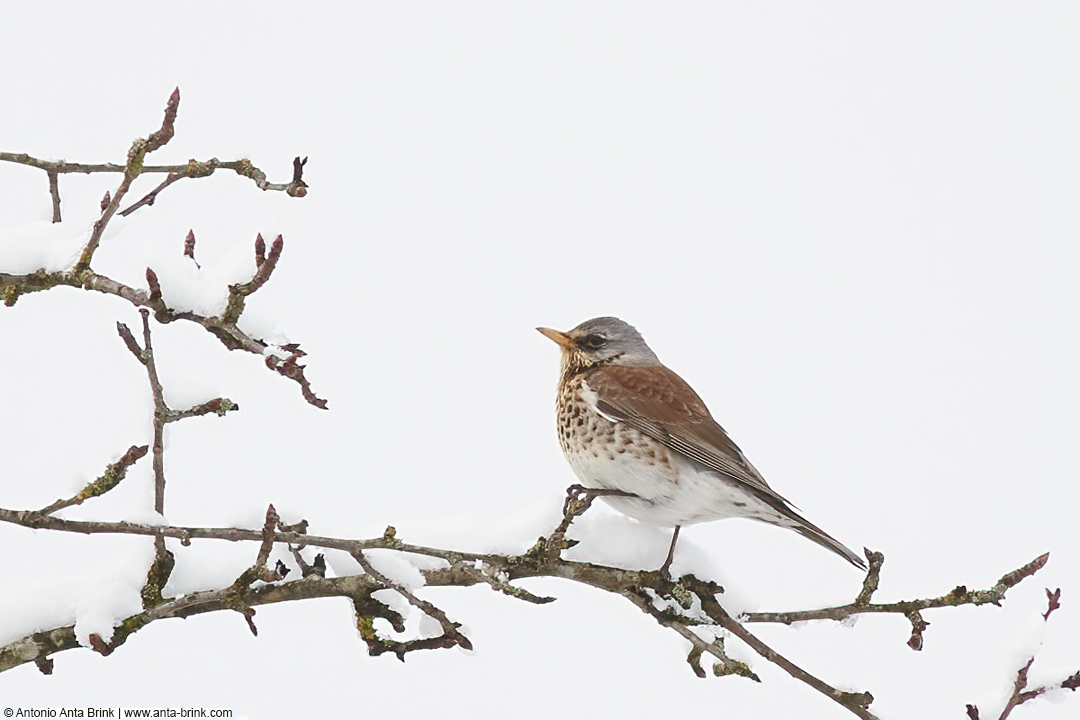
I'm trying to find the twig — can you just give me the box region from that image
[221,234,282,324]
[119,310,167,516]
[474,562,555,605]
[117,310,238,579]
[854,548,885,607]
[623,585,756,680]
[352,549,474,659]
[697,590,879,718]
[0,93,322,407]
[288,544,326,579]
[47,171,60,222]
[967,587,1080,719]
[33,445,148,516]
[265,347,327,409]
[0,153,310,214]
[223,506,289,637]
[742,553,1051,649]
[530,483,637,563]
[1,572,385,672]
[0,264,322,406]
[170,397,239,421]
[249,505,283,580]
[0,500,1066,720]
[0,508,502,564]
[118,172,186,217]
[74,89,180,272]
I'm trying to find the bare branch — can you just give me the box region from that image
[170,397,239,421]
[33,445,148,516]
[75,173,132,272]
[2,91,306,217]
[905,610,929,651]
[116,321,145,363]
[118,172,185,217]
[697,590,878,719]
[352,549,473,659]
[265,346,327,410]
[47,171,60,222]
[74,89,181,272]
[967,587,1080,719]
[145,88,180,154]
[0,91,321,406]
[3,95,1074,720]
[254,505,282,577]
[854,548,885,607]
[742,553,1051,653]
[125,310,167,519]
[0,495,1066,720]
[0,153,307,192]
[1,265,323,406]
[233,155,310,197]
[221,234,283,325]
[0,573,385,672]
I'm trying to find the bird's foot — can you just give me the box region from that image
[562,484,639,517]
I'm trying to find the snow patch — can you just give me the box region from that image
[364,549,426,590]
[0,220,92,273]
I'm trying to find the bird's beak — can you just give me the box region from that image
[536,327,576,349]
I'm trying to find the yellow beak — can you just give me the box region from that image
[536,327,576,349]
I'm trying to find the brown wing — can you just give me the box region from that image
[585,364,786,504]
[586,364,868,570]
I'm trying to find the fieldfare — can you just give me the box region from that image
[538,316,865,574]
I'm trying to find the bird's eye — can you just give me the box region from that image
[581,333,607,349]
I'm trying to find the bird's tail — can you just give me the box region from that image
[775,510,867,570]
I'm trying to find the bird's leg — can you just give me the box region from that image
[562,484,639,518]
[545,486,644,562]
[659,525,681,577]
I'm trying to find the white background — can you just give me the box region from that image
[1,3,1078,718]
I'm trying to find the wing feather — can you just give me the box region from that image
[585,365,786,504]
[583,364,867,570]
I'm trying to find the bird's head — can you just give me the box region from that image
[537,316,659,371]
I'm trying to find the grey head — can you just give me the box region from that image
[537,316,660,368]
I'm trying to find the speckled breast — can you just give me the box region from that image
[555,373,678,497]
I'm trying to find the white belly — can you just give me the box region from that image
[558,385,780,527]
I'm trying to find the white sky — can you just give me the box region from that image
[1,3,1078,718]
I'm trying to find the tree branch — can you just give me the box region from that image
[0,153,310,219]
[73,89,180,272]
[33,445,148,516]
[1,262,323,408]
[0,91,322,408]
[742,553,1050,643]
[352,549,473,659]
[47,170,61,222]
[0,496,1060,720]
[3,93,1074,720]
[966,587,1080,719]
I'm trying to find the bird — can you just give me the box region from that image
[537,316,865,575]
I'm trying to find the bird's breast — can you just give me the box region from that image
[556,377,678,495]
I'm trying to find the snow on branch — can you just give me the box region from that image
[965,588,1080,720]
[0,89,324,408]
[0,475,1068,720]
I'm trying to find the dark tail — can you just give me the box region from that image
[792,521,867,570]
[764,506,866,570]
